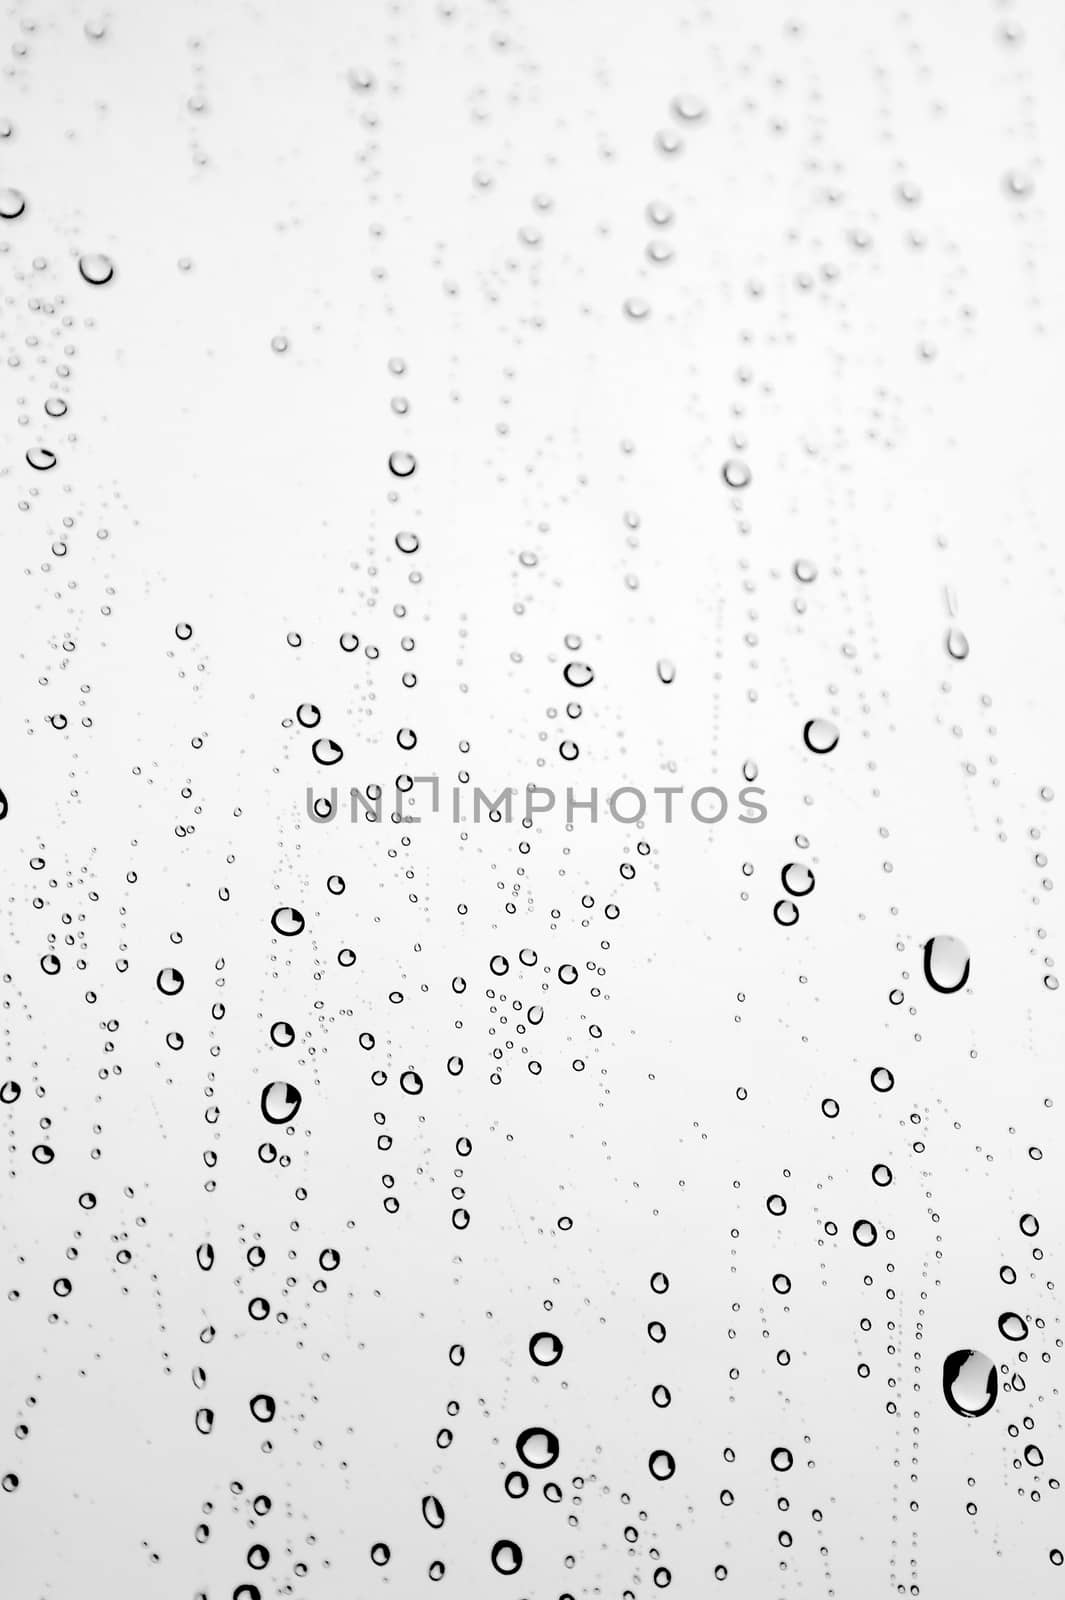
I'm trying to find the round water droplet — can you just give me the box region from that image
[260,1081,301,1124]
[998,1311,1028,1342]
[781,862,814,896]
[78,252,114,285]
[529,1331,563,1366]
[156,967,184,996]
[722,458,751,490]
[852,1218,877,1247]
[648,1449,675,1479]
[771,1446,793,1471]
[773,899,799,927]
[803,718,839,754]
[388,450,417,477]
[793,558,818,582]
[942,1349,997,1418]
[671,92,707,123]
[656,658,676,684]
[0,187,26,220]
[563,661,594,688]
[271,906,305,937]
[311,738,343,766]
[27,447,57,471]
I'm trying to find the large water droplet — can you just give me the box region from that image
[78,252,114,285]
[529,1331,563,1366]
[781,862,814,896]
[923,935,970,994]
[260,1081,301,1124]
[490,1539,523,1574]
[803,718,839,754]
[942,1349,997,1418]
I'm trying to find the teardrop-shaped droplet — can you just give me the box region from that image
[942,1349,997,1417]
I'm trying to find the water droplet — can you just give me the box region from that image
[311,738,343,765]
[260,1081,301,1124]
[923,935,970,994]
[670,93,707,123]
[491,1539,523,1574]
[998,1312,1028,1342]
[0,187,26,220]
[946,626,970,660]
[722,458,751,490]
[78,252,114,285]
[271,906,305,937]
[942,1349,997,1418]
[388,450,417,477]
[781,862,814,896]
[529,1332,563,1366]
[803,718,839,754]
